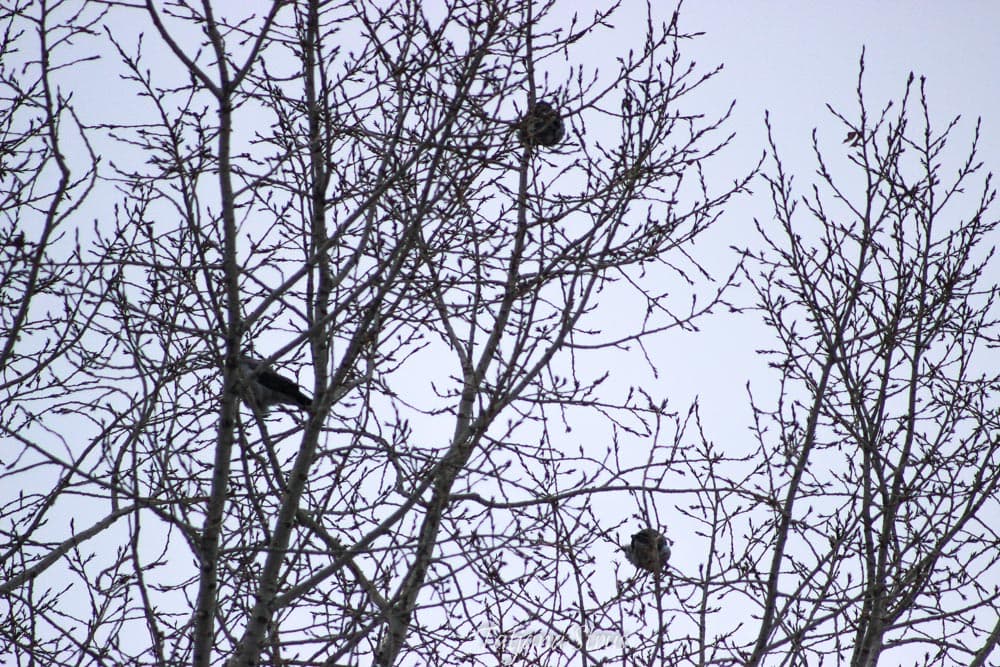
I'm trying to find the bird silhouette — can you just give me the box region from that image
[624,528,670,574]
[518,100,565,148]
[238,357,311,412]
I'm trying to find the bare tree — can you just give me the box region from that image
[2,1,748,665]
[736,56,1000,666]
[1,1,115,658]
[6,2,997,666]
[0,0,103,403]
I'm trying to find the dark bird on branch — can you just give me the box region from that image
[517,100,565,148]
[624,528,670,574]
[238,356,312,412]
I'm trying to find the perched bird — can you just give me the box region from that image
[517,100,565,148]
[238,356,312,412]
[624,528,670,574]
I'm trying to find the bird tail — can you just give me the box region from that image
[295,391,312,409]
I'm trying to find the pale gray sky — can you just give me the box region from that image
[628,1,1000,444]
[9,2,1000,663]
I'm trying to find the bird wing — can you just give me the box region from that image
[257,368,311,406]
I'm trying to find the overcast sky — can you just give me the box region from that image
[10,2,1000,662]
[613,1,1000,446]
[685,1,1000,146]
[56,0,1000,575]
[39,3,1000,431]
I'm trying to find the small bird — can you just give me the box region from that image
[624,528,670,574]
[517,100,565,148]
[238,356,312,412]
